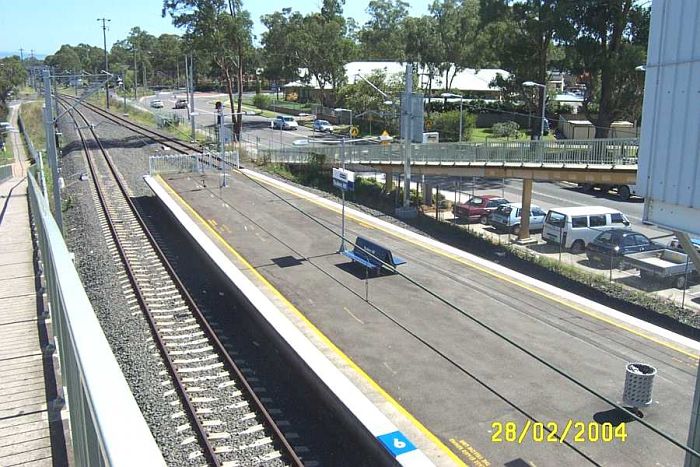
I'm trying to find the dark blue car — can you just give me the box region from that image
[585,229,663,268]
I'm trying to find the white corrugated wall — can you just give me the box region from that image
[637,0,700,235]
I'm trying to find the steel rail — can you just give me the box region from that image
[58,97,303,466]
[59,93,201,155]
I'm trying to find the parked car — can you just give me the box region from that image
[150,99,164,109]
[542,206,631,253]
[669,236,700,253]
[174,98,188,109]
[273,115,298,130]
[585,229,663,268]
[489,203,547,235]
[313,119,333,133]
[453,195,509,224]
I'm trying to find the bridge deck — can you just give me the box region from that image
[0,105,67,467]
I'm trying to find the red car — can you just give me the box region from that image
[453,195,510,224]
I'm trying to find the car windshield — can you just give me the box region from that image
[595,231,614,244]
[317,120,329,125]
[495,206,512,216]
[283,117,294,122]
[546,211,566,227]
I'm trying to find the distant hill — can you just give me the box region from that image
[0,51,47,60]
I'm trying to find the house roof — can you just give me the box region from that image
[346,61,510,92]
[286,62,510,92]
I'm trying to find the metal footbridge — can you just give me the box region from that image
[260,137,639,184]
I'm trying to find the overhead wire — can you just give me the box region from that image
[234,165,700,460]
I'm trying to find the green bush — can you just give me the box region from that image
[430,111,476,142]
[492,121,520,138]
[252,93,271,109]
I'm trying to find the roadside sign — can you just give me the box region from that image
[380,130,392,145]
[332,167,355,192]
[350,126,359,137]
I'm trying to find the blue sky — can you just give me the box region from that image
[0,0,430,57]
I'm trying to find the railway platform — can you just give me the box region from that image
[150,168,700,466]
[0,105,68,466]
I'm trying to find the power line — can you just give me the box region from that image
[235,167,700,460]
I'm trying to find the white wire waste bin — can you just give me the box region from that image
[623,363,657,408]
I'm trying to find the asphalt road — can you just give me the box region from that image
[142,91,666,239]
[143,91,319,149]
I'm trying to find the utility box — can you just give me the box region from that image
[422,132,439,144]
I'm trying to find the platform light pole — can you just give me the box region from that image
[523,81,546,139]
[98,18,111,109]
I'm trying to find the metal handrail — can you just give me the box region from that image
[27,173,166,466]
[265,137,640,167]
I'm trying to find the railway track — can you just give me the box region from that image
[59,93,202,155]
[57,96,303,467]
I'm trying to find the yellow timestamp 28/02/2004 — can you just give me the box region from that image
[491,420,627,444]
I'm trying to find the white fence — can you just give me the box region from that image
[148,151,239,175]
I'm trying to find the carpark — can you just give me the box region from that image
[422,177,700,311]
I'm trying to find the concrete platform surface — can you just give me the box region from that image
[158,170,700,467]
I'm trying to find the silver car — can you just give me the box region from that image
[489,203,547,235]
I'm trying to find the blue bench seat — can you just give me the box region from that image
[341,236,406,274]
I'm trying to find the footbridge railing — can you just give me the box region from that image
[259,137,639,168]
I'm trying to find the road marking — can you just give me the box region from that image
[157,175,468,466]
[241,169,700,362]
[344,307,365,325]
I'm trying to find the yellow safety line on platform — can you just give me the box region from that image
[241,170,699,362]
[156,175,468,466]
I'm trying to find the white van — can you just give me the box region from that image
[542,206,631,253]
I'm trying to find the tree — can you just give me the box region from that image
[260,3,355,106]
[260,11,299,85]
[152,34,184,85]
[75,44,106,74]
[403,15,442,96]
[163,0,253,137]
[0,56,27,119]
[485,0,570,135]
[429,0,484,90]
[563,0,649,137]
[45,45,82,73]
[358,0,410,60]
[289,12,353,106]
[337,69,403,115]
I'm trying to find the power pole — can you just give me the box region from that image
[133,46,138,100]
[402,64,413,208]
[97,17,111,109]
[42,68,63,231]
[187,55,195,141]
